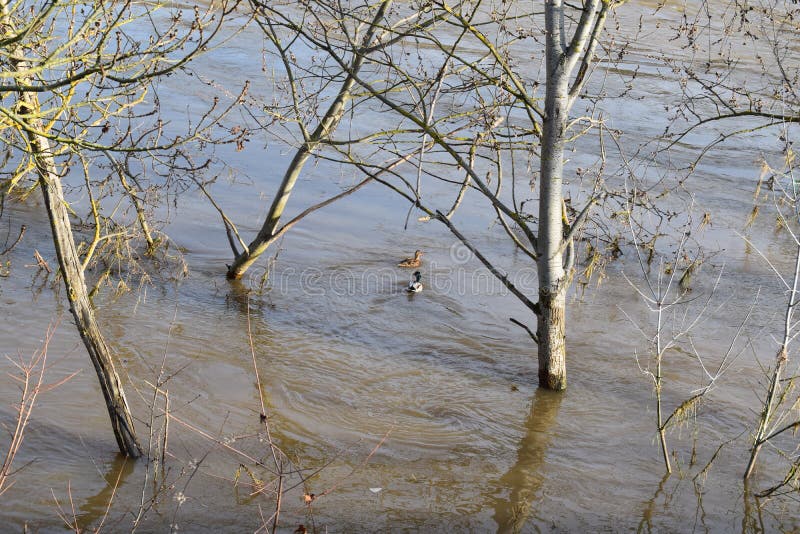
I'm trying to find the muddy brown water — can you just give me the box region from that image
[2,1,800,532]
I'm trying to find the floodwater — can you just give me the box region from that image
[2,1,799,532]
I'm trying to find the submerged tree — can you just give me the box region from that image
[222,0,389,279]
[303,0,619,389]
[225,0,626,390]
[1,0,243,455]
[742,153,800,492]
[664,0,800,488]
[212,0,456,281]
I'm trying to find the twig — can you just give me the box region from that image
[557,194,602,256]
[193,177,249,257]
[0,323,74,495]
[269,176,373,246]
[33,249,51,273]
[244,295,285,532]
[313,428,393,501]
[0,224,25,255]
[510,317,539,344]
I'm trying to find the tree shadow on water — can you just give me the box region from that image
[492,387,563,534]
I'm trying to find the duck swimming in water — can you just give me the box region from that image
[406,271,423,293]
[398,250,423,268]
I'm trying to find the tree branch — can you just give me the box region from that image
[435,210,539,315]
[510,317,539,343]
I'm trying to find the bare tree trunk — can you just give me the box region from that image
[536,285,568,390]
[536,0,571,391]
[11,60,142,457]
[226,143,321,279]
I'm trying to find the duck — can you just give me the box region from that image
[398,250,423,268]
[406,271,423,293]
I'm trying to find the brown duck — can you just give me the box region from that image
[398,250,423,268]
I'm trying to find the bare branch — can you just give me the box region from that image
[510,317,539,343]
[435,210,539,315]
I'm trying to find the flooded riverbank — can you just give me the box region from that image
[2,0,799,531]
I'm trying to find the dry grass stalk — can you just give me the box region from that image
[1,324,77,496]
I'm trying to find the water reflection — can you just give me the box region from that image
[742,481,766,534]
[225,278,255,314]
[75,455,135,531]
[2,1,800,529]
[493,388,563,533]
[636,474,670,534]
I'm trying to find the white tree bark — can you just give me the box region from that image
[536,0,604,389]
